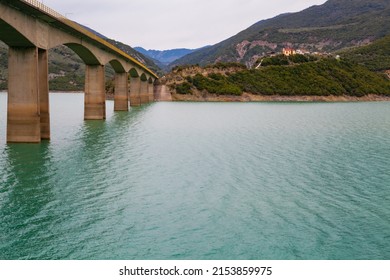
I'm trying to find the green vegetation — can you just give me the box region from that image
[231,59,390,96]
[174,58,390,97]
[192,74,242,95]
[175,82,192,94]
[261,55,289,66]
[340,35,390,71]
[175,73,242,96]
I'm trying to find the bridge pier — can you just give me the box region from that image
[7,47,41,143]
[114,72,129,111]
[148,82,154,102]
[140,80,149,104]
[84,65,106,120]
[39,49,50,140]
[129,77,141,107]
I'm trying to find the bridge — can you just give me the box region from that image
[0,0,159,143]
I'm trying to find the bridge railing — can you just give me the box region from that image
[22,0,66,19]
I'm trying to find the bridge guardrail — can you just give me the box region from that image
[23,0,66,19]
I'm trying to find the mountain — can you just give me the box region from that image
[134,47,197,65]
[171,0,390,67]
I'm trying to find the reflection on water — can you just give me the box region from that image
[1,92,390,260]
[0,143,56,259]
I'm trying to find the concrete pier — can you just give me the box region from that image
[114,73,129,111]
[85,65,106,120]
[39,49,50,140]
[129,77,141,107]
[140,80,149,104]
[148,82,154,102]
[1,1,158,143]
[7,47,41,143]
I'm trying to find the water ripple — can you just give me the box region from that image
[1,94,390,259]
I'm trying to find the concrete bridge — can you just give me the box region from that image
[0,0,158,143]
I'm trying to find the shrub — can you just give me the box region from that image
[261,55,289,66]
[289,54,309,64]
[192,74,242,95]
[175,82,192,94]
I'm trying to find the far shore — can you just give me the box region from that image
[2,90,390,102]
[172,93,390,102]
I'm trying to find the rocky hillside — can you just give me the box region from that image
[164,39,390,101]
[171,0,390,67]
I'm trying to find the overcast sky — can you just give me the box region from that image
[41,0,327,50]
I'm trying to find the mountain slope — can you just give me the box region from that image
[172,0,390,67]
[340,34,390,71]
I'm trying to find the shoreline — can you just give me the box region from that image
[2,91,390,102]
[172,93,390,102]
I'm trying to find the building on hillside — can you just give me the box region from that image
[296,49,310,55]
[282,48,296,56]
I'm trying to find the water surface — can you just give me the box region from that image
[1,92,390,259]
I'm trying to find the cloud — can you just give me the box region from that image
[42,0,327,49]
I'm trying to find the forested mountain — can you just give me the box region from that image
[171,0,390,67]
[339,34,390,72]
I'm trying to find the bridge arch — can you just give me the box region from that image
[140,73,148,82]
[129,68,140,78]
[64,43,101,65]
[0,19,35,47]
[109,59,126,73]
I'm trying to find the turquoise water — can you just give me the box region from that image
[1,92,390,260]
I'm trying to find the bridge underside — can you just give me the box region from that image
[5,45,156,143]
[1,1,158,143]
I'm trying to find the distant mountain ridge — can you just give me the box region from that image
[172,0,390,67]
[134,47,197,65]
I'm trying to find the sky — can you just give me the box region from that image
[41,0,327,50]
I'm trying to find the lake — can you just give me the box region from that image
[1,92,390,260]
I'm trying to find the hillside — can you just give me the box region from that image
[165,58,390,100]
[339,34,390,72]
[171,0,390,67]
